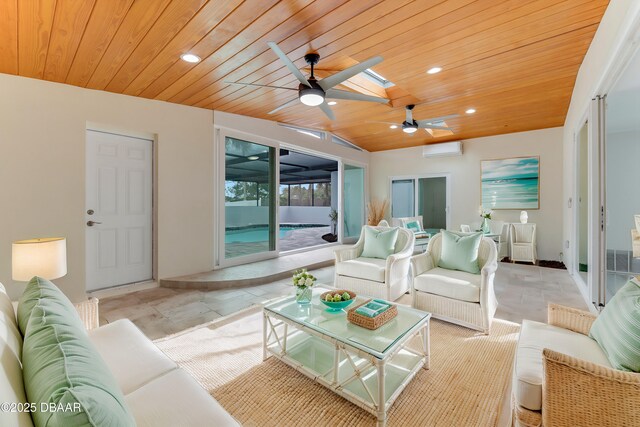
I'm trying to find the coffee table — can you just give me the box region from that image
[263,287,431,426]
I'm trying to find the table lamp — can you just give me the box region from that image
[12,237,67,281]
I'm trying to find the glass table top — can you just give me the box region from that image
[264,287,430,359]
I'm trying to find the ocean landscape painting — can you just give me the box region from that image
[481,157,540,209]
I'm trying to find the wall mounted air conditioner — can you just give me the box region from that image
[422,141,463,158]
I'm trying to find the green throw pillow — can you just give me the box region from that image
[361,226,399,259]
[18,276,85,336]
[22,299,136,427]
[406,220,421,232]
[437,230,482,274]
[589,278,640,372]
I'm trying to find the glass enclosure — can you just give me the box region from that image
[224,137,276,259]
[390,176,448,233]
[279,149,337,251]
[344,164,365,239]
[604,53,640,301]
[391,179,414,218]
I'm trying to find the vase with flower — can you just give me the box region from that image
[480,208,493,234]
[292,269,316,304]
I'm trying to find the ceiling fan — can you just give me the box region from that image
[225,42,389,120]
[371,105,459,134]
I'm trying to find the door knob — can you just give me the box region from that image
[86,221,102,227]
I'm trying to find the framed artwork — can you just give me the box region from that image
[481,156,540,210]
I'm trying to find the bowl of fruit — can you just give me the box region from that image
[320,290,357,312]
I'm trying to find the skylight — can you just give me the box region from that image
[361,68,395,88]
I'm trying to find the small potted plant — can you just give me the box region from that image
[480,207,493,234]
[292,269,316,304]
[329,209,338,235]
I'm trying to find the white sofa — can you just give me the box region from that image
[410,233,498,333]
[0,283,239,427]
[334,226,414,301]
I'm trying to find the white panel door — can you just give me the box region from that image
[86,130,152,291]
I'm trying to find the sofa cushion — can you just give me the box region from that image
[17,276,84,335]
[437,230,482,274]
[125,368,239,426]
[413,268,481,303]
[514,319,611,411]
[336,257,387,283]
[0,284,34,427]
[361,226,399,259]
[589,278,640,372]
[89,319,177,394]
[405,220,421,232]
[22,300,135,427]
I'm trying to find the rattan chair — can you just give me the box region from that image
[334,226,414,301]
[510,223,537,264]
[512,304,640,427]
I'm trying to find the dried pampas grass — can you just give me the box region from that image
[367,198,389,226]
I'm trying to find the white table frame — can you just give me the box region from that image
[262,308,431,427]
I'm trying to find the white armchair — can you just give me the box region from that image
[410,233,498,333]
[510,223,537,264]
[488,220,509,259]
[334,226,415,301]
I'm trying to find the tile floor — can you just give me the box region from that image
[100,261,588,340]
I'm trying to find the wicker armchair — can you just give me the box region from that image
[334,226,414,301]
[512,304,640,427]
[410,233,498,333]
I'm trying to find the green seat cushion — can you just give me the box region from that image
[589,278,640,372]
[17,276,84,336]
[437,230,482,274]
[361,226,399,259]
[22,299,135,427]
[405,220,421,233]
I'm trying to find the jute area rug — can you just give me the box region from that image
[155,306,519,426]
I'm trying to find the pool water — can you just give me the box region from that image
[225,227,295,243]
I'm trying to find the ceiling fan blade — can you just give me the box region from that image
[416,114,460,125]
[418,124,453,131]
[318,102,336,121]
[267,41,311,88]
[317,56,383,90]
[365,120,403,126]
[326,89,388,104]
[224,81,297,91]
[268,97,299,115]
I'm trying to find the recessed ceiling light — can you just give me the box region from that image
[247,155,260,160]
[327,101,337,106]
[180,53,201,63]
[390,125,398,129]
[427,67,442,74]
[465,108,476,114]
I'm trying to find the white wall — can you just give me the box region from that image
[0,74,215,302]
[369,128,564,260]
[562,0,640,273]
[280,206,330,224]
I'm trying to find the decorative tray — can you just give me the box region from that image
[347,299,398,330]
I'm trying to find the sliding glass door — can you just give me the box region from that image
[224,137,276,260]
[343,164,365,240]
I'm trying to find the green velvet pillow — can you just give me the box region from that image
[22,299,135,427]
[405,220,421,232]
[361,226,399,259]
[17,276,84,336]
[589,278,640,372]
[437,230,482,274]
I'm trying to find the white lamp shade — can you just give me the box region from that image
[12,237,67,281]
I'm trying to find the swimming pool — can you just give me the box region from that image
[225,224,327,243]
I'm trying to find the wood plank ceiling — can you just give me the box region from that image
[0,0,609,152]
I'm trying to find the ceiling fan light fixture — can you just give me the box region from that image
[402,124,418,134]
[299,85,325,106]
